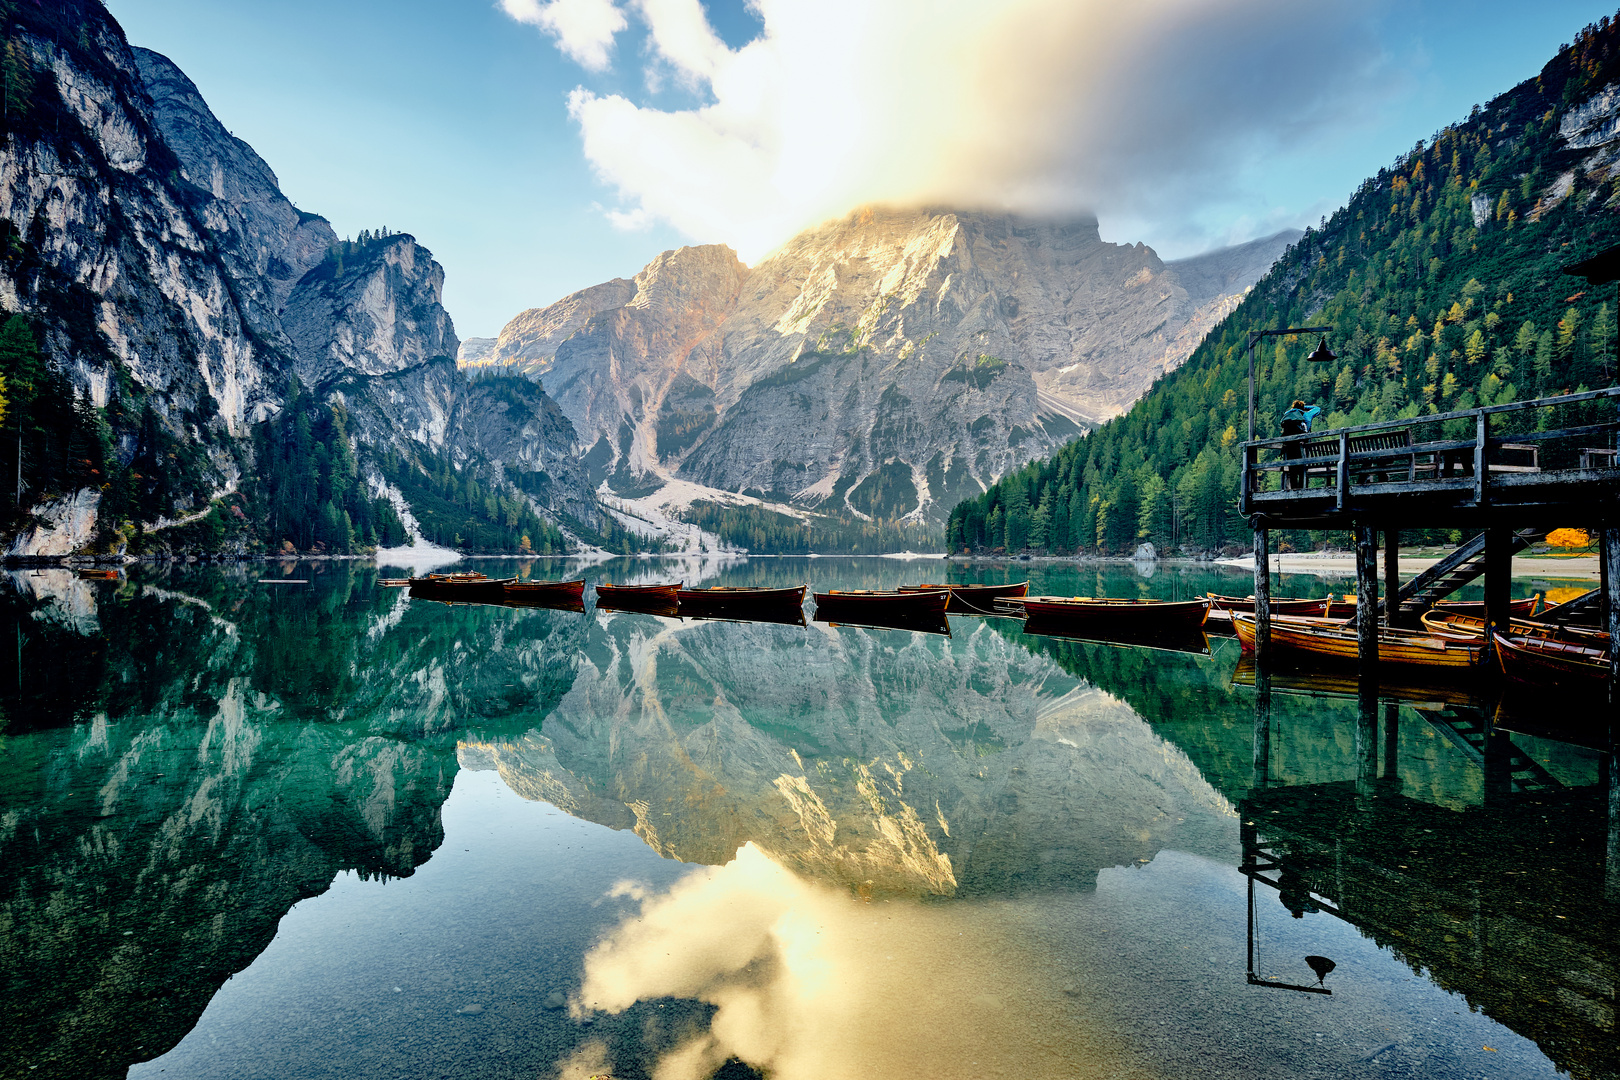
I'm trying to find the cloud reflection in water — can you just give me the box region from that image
[577,842,1118,1080]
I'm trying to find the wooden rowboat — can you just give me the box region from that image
[814,589,950,618]
[596,581,681,616]
[1000,596,1211,637]
[1204,593,1330,633]
[1206,593,1331,615]
[1419,609,1608,646]
[1493,633,1610,686]
[1434,594,1543,617]
[408,574,515,602]
[677,585,808,625]
[1231,612,1490,672]
[897,581,1028,615]
[378,578,411,587]
[76,568,120,580]
[597,582,680,599]
[1321,594,1542,620]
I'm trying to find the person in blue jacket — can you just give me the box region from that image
[1280,399,1323,489]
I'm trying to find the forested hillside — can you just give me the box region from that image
[949,15,1620,556]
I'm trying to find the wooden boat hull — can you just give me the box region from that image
[1321,594,1541,620]
[898,581,1028,615]
[1494,633,1610,686]
[1003,596,1210,637]
[1205,594,1329,635]
[1434,595,1542,617]
[409,575,515,602]
[76,569,120,580]
[814,589,950,620]
[1231,612,1490,671]
[677,585,808,623]
[1419,610,1608,646]
[504,579,585,600]
[1206,593,1331,615]
[596,582,681,617]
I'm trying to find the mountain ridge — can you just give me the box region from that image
[466,208,1297,524]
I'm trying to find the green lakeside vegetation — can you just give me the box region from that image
[949,16,1620,557]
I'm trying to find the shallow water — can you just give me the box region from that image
[0,557,1609,1080]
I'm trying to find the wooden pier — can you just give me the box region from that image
[1238,385,1620,698]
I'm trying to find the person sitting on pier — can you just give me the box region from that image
[1280,399,1323,489]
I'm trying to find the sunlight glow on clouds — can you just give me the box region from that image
[574,844,1096,1080]
[501,0,628,72]
[510,0,1388,261]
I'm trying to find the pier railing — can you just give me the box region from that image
[1240,386,1620,518]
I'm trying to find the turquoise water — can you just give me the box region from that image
[0,558,1608,1080]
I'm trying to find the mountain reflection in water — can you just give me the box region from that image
[0,559,1609,1080]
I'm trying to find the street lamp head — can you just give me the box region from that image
[1306,336,1338,364]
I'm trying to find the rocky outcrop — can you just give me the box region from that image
[282,235,457,389]
[7,488,102,556]
[479,208,1295,520]
[0,1,595,549]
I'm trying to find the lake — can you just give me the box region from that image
[0,557,1610,1080]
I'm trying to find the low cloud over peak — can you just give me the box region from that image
[509,0,1389,261]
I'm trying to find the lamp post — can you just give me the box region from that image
[1246,327,1337,442]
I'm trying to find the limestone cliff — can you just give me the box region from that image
[0,0,596,549]
[479,208,1296,520]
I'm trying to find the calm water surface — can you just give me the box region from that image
[0,557,1609,1080]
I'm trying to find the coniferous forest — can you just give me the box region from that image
[949,18,1620,556]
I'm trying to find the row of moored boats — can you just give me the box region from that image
[384,574,1611,689]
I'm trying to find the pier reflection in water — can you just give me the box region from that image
[0,559,1608,1079]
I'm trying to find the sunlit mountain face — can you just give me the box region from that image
[0,560,1610,1080]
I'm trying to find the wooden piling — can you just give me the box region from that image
[1383,528,1399,627]
[1355,525,1379,675]
[1484,527,1513,641]
[1253,524,1271,667]
[1603,526,1620,705]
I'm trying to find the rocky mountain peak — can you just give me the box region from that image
[475,206,1295,522]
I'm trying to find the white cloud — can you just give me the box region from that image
[500,0,628,72]
[517,0,1392,261]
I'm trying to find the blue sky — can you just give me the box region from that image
[109,0,1620,339]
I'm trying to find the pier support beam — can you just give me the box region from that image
[1384,529,1399,627]
[1603,526,1620,704]
[1253,524,1271,667]
[1484,527,1513,641]
[1355,525,1379,676]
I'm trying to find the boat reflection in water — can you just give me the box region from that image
[1022,614,1211,656]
